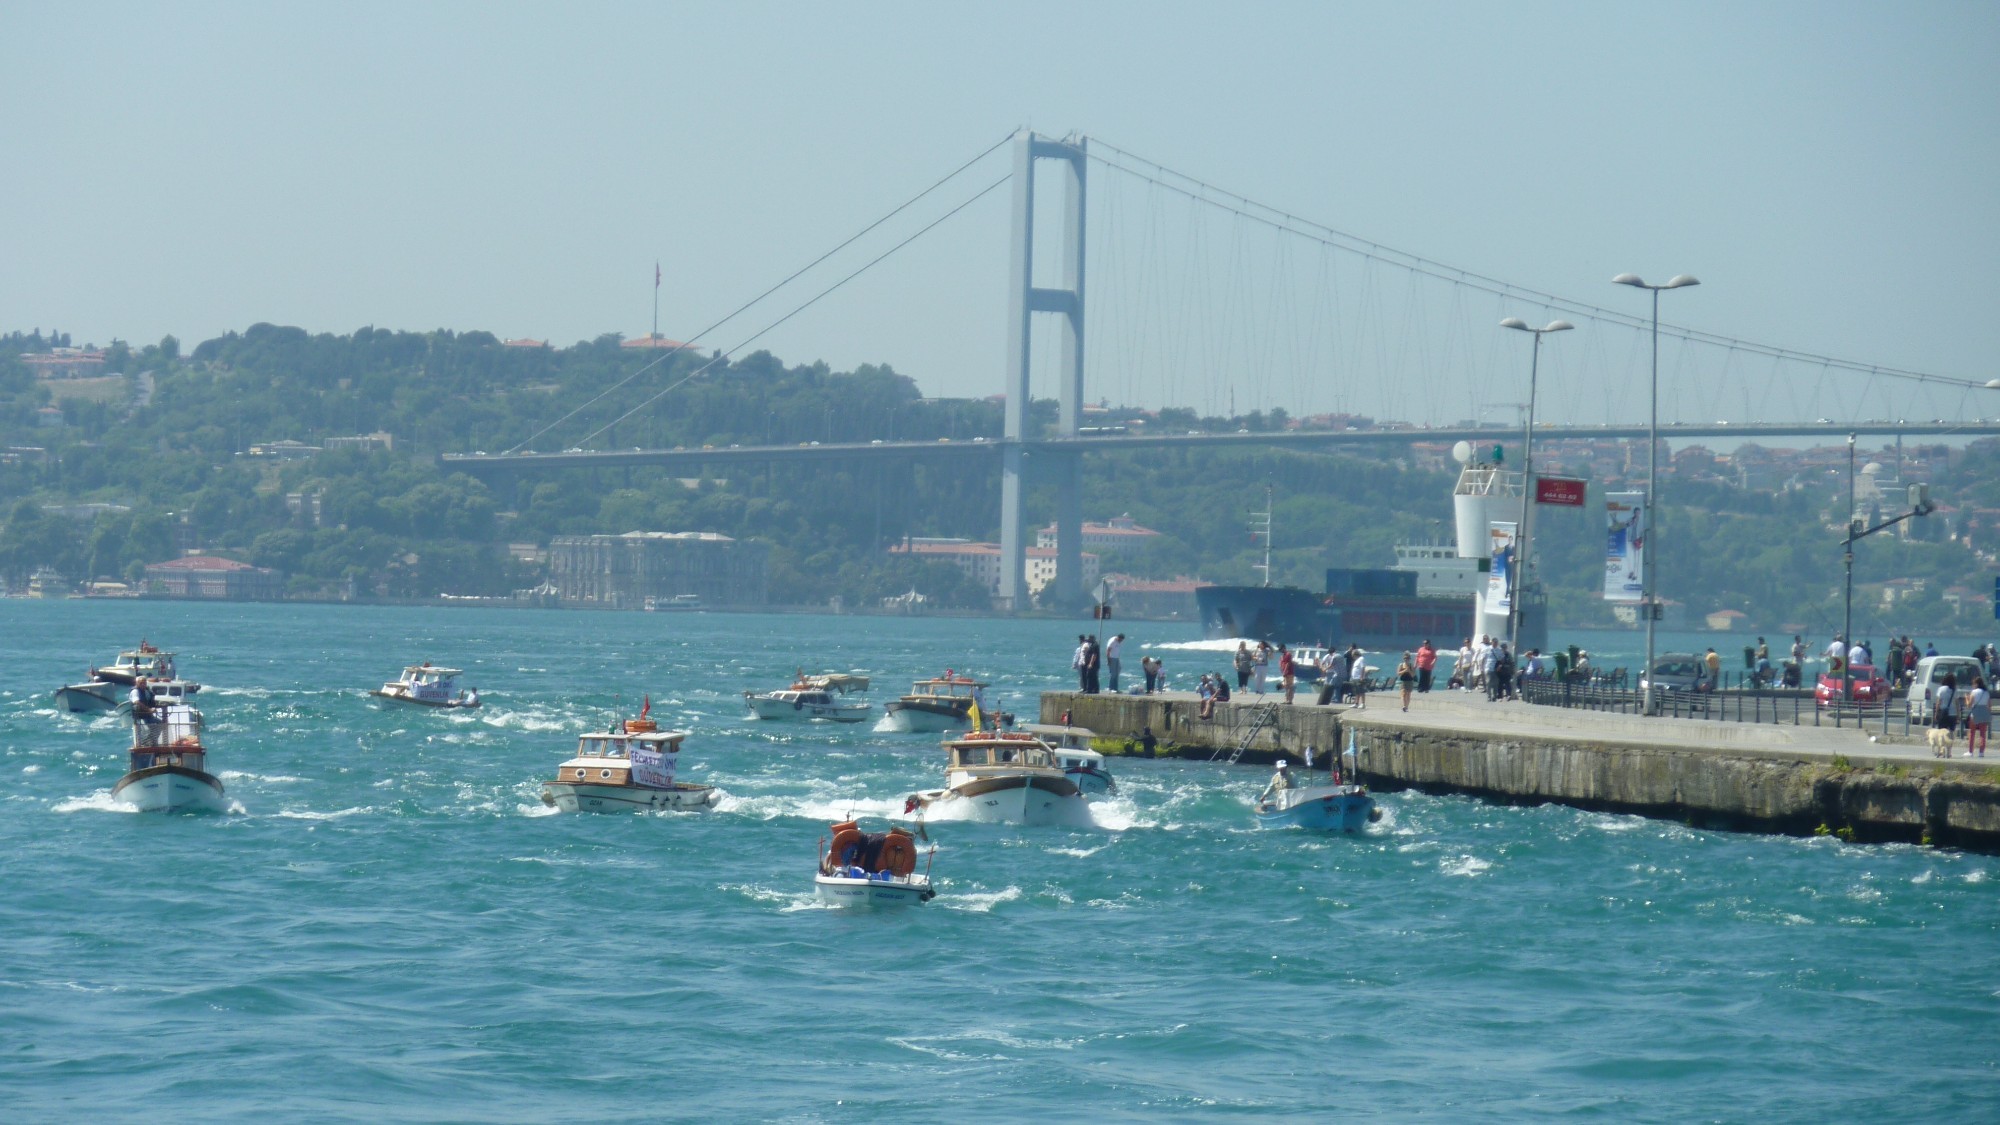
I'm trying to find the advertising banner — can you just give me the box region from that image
[1487,521,1517,614]
[629,741,676,789]
[1605,492,1645,602]
[1535,477,1587,506]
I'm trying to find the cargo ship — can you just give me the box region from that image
[1195,445,1547,653]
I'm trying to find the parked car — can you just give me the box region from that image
[1816,664,1891,708]
[1643,653,1708,694]
[1906,656,1986,722]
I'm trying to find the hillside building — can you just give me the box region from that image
[547,531,769,609]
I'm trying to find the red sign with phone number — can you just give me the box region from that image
[1535,477,1586,506]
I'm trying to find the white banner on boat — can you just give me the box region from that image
[1605,491,1645,603]
[629,742,676,788]
[1486,521,1517,613]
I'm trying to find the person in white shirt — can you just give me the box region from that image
[1457,641,1474,690]
[1848,641,1868,669]
[1824,635,1847,669]
[1104,634,1125,693]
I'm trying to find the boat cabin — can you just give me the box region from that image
[800,673,870,694]
[557,726,688,788]
[102,648,176,679]
[948,736,1059,772]
[907,674,987,700]
[129,702,205,768]
[391,664,465,702]
[1052,745,1107,776]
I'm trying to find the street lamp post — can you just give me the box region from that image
[1613,272,1699,714]
[1498,317,1574,658]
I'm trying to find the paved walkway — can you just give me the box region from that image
[1115,687,1998,773]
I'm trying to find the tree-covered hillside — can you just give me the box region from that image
[1,323,1992,633]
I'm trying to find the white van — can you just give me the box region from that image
[1905,656,1986,722]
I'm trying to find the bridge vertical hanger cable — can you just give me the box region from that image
[1084,137,1987,399]
[577,173,1012,447]
[505,132,1014,453]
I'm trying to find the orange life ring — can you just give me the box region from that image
[878,831,917,877]
[827,826,866,870]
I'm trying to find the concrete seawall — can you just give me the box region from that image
[1041,690,2000,852]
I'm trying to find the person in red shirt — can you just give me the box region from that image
[1279,646,1297,704]
[1415,640,1438,693]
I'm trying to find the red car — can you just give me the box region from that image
[1816,664,1891,707]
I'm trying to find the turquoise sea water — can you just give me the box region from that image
[2,601,1995,1122]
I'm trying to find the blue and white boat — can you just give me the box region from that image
[1019,723,1115,795]
[1254,781,1376,832]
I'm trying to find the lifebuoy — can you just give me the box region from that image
[879,830,918,877]
[827,825,865,870]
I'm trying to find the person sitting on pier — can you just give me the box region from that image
[1259,760,1294,805]
[1196,675,1217,721]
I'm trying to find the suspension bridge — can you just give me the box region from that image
[445,130,2000,609]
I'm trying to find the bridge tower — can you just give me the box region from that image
[999,130,1086,611]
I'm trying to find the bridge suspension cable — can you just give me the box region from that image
[576,172,1011,447]
[1084,135,1987,392]
[506,131,1016,453]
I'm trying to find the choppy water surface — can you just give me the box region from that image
[2,602,1995,1121]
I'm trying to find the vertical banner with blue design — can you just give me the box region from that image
[1487,521,1517,614]
[1605,492,1645,602]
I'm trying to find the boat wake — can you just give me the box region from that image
[936,885,1021,912]
[715,790,909,823]
[51,790,138,815]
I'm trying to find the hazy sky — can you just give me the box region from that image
[5,2,1997,425]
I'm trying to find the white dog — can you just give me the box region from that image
[1927,724,1955,757]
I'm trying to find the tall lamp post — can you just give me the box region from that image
[1613,272,1699,714]
[1498,317,1573,657]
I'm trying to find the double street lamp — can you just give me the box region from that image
[1613,272,1699,715]
[1498,317,1573,658]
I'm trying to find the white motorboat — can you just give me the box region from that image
[111,702,226,814]
[879,672,1002,733]
[91,643,179,687]
[370,663,481,709]
[813,819,936,907]
[745,673,872,723]
[904,730,1093,828]
[55,681,122,713]
[541,709,718,813]
[1018,723,1115,794]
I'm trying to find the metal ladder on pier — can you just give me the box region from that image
[1216,703,1279,765]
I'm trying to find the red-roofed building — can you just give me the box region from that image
[1035,514,1161,556]
[143,555,284,600]
[503,338,547,349]
[889,537,1098,599]
[622,334,695,350]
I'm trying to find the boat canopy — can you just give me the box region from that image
[803,674,870,692]
[401,665,463,681]
[575,730,686,759]
[1017,722,1097,748]
[910,675,987,697]
[950,739,1057,770]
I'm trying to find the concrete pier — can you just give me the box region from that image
[1041,690,2000,852]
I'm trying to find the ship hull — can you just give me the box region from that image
[1197,585,1484,652]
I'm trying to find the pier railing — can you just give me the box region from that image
[1519,678,1920,736]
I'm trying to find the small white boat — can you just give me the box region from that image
[54,681,122,713]
[1254,779,1377,832]
[541,710,718,813]
[905,730,1093,828]
[1018,723,1115,794]
[744,674,872,723]
[371,663,481,708]
[814,819,935,906]
[90,643,179,687]
[111,702,226,814]
[880,672,1002,733]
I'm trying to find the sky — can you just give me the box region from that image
[4,1,1998,427]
